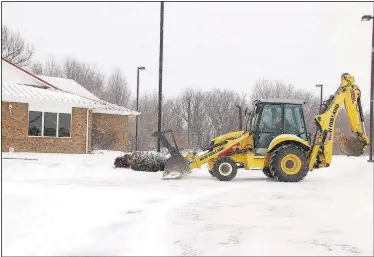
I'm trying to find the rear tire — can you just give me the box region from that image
[209,170,216,177]
[262,167,275,178]
[269,144,308,182]
[213,157,238,181]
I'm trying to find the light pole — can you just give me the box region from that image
[316,84,323,109]
[362,13,374,162]
[135,66,145,151]
[157,1,164,152]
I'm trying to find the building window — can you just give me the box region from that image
[58,113,71,137]
[44,112,57,137]
[28,111,71,137]
[28,111,43,136]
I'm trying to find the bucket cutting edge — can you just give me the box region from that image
[162,153,191,179]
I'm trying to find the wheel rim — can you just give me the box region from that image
[218,163,232,176]
[280,154,301,175]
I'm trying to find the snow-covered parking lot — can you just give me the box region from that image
[2,151,373,256]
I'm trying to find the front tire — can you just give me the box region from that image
[213,157,238,181]
[269,144,308,182]
[209,170,216,177]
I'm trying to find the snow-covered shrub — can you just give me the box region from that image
[160,147,171,156]
[114,153,132,168]
[149,147,171,157]
[130,151,168,172]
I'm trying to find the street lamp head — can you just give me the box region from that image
[316,84,322,88]
[361,15,373,21]
[138,66,146,70]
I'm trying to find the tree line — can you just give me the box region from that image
[2,25,371,155]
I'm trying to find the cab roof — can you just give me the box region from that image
[254,98,306,105]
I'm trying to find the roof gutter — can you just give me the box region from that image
[1,95,101,110]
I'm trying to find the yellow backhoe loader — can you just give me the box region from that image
[152,73,369,181]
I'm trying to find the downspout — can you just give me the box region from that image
[86,108,91,154]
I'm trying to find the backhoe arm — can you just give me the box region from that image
[308,73,369,170]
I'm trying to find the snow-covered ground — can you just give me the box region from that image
[2,151,373,256]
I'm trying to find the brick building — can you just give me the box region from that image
[1,58,140,154]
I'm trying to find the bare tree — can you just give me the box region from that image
[105,68,132,107]
[61,57,105,99]
[136,91,159,150]
[179,89,209,148]
[29,61,44,75]
[43,55,62,77]
[251,78,295,101]
[176,88,250,149]
[162,98,186,148]
[2,25,34,66]
[91,71,106,99]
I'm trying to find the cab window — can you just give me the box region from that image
[284,104,307,140]
[257,104,283,133]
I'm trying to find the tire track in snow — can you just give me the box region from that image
[128,180,249,256]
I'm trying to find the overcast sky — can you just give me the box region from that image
[2,2,373,111]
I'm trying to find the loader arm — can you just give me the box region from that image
[187,132,251,169]
[308,73,369,170]
[152,130,251,178]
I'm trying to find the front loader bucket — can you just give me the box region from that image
[152,130,192,179]
[163,152,191,179]
[336,133,366,157]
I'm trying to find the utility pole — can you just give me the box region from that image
[187,97,191,148]
[362,11,374,162]
[135,66,145,151]
[157,1,164,152]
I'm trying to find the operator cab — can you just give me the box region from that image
[246,99,309,156]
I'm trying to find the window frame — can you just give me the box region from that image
[57,113,73,138]
[255,103,284,134]
[27,110,43,137]
[27,105,72,139]
[283,104,308,141]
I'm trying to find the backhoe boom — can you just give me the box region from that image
[309,73,369,170]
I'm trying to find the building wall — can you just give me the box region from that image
[92,113,128,152]
[1,101,92,153]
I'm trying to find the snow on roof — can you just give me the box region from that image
[2,83,103,108]
[38,75,102,101]
[38,75,140,116]
[2,59,139,116]
[93,102,141,116]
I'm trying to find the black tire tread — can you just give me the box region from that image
[269,144,308,182]
[262,167,275,178]
[212,157,238,181]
